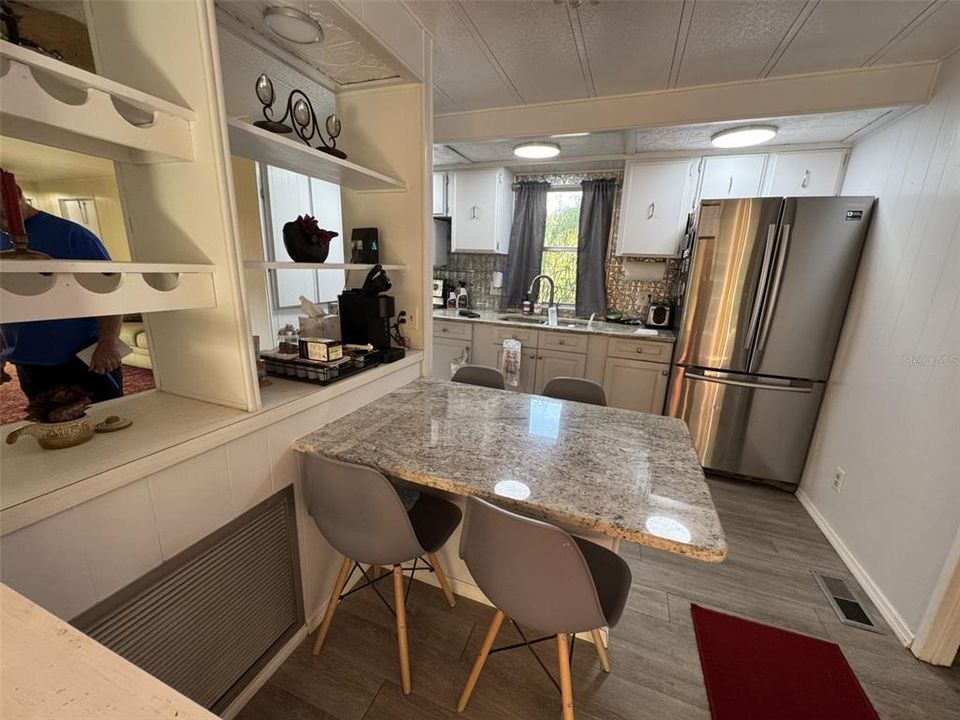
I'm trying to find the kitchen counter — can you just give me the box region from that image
[1,583,217,720]
[294,378,726,562]
[433,308,676,343]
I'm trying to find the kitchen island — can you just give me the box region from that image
[293,378,725,562]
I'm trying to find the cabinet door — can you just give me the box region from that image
[495,345,537,394]
[699,154,767,199]
[451,170,499,252]
[432,171,447,215]
[762,150,846,197]
[534,348,587,394]
[433,338,471,381]
[602,357,669,414]
[617,160,697,256]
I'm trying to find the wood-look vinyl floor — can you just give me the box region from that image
[236,478,960,720]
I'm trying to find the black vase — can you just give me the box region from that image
[282,222,330,263]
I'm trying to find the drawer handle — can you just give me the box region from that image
[727,176,734,194]
[801,169,810,189]
[647,202,655,219]
[470,205,479,220]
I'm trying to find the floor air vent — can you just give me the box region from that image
[72,486,303,713]
[812,571,883,633]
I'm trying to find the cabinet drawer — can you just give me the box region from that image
[538,331,588,354]
[606,337,671,362]
[434,320,472,341]
[490,326,539,347]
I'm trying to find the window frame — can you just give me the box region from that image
[540,185,582,309]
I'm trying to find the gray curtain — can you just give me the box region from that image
[504,181,550,307]
[576,178,617,317]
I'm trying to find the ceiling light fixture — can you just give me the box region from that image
[263,6,324,45]
[711,125,778,148]
[513,141,561,159]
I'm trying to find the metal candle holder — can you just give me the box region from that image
[253,73,346,160]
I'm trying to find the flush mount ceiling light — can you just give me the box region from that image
[513,141,561,159]
[711,125,778,148]
[263,6,324,44]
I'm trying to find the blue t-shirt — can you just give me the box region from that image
[1,212,112,366]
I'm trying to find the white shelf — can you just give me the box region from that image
[0,41,195,163]
[227,119,405,191]
[244,261,407,271]
[0,261,216,322]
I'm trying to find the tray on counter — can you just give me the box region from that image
[260,350,381,386]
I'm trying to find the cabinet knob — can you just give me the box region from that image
[528,354,536,359]
[558,339,565,345]
[636,347,644,354]
[441,328,447,332]
[662,370,668,376]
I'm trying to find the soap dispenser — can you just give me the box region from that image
[456,282,469,309]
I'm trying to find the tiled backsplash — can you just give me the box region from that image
[433,171,681,317]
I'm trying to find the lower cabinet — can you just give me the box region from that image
[533,348,588,394]
[602,357,670,414]
[432,338,471,381]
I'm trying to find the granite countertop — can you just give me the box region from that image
[432,308,676,343]
[293,379,726,562]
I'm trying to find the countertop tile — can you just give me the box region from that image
[294,379,725,562]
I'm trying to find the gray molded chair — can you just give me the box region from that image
[457,497,631,719]
[542,377,607,406]
[302,453,462,695]
[451,364,506,390]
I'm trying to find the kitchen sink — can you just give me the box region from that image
[498,315,591,329]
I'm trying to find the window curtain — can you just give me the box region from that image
[576,178,617,317]
[504,181,550,307]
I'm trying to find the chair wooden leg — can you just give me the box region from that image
[457,609,505,712]
[557,633,575,720]
[427,552,456,607]
[313,557,352,655]
[590,629,611,672]
[393,564,412,694]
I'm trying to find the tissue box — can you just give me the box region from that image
[299,315,341,341]
[298,337,343,362]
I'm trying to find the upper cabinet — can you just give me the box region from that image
[762,150,847,197]
[450,168,514,254]
[433,171,448,216]
[699,154,767,199]
[617,159,698,257]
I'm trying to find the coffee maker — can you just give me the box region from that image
[338,266,404,362]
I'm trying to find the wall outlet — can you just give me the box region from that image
[832,467,846,493]
[406,309,418,331]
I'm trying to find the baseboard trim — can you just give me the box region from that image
[796,489,915,646]
[220,624,307,720]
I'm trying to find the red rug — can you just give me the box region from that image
[691,604,879,720]
[0,363,156,425]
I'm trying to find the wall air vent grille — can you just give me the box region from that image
[812,571,884,634]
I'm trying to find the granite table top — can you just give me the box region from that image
[432,308,676,343]
[293,379,726,562]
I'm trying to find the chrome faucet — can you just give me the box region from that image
[527,274,558,326]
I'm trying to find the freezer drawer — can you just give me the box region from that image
[666,366,825,486]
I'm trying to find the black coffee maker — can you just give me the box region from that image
[338,265,396,355]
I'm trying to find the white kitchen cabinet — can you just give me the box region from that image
[699,154,767,199]
[450,168,514,253]
[533,348,587,394]
[617,159,698,257]
[602,357,669,414]
[432,171,448,215]
[433,337,471,381]
[762,150,846,197]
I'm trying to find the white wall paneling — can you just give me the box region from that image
[799,51,960,644]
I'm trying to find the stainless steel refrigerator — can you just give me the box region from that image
[666,196,875,489]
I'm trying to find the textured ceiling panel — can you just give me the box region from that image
[678,1,806,87]
[873,1,960,65]
[458,0,588,104]
[770,0,932,76]
[577,0,682,95]
[433,145,471,166]
[407,0,521,111]
[216,0,400,86]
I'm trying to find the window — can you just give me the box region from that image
[541,190,581,306]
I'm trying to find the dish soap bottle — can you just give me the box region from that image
[522,293,532,315]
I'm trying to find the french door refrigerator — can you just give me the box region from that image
[666,196,875,489]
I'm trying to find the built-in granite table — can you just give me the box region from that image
[293,378,726,564]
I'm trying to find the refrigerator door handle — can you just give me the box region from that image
[754,223,791,358]
[743,223,778,350]
[684,370,814,393]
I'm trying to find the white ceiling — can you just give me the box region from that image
[407,0,960,115]
[434,106,900,166]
